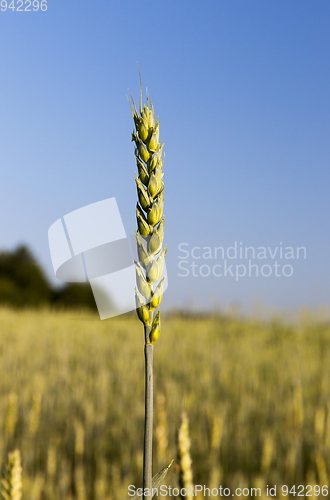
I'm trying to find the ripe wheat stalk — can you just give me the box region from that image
[1,450,22,500]
[129,73,168,500]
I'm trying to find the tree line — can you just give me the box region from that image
[0,245,97,310]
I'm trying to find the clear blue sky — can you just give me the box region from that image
[1,0,329,314]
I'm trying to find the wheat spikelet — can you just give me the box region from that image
[208,410,224,490]
[253,433,274,500]
[45,444,57,500]
[5,393,18,436]
[30,473,44,500]
[74,420,86,500]
[74,465,86,500]
[46,445,56,480]
[94,458,108,500]
[110,464,122,499]
[155,392,168,467]
[74,419,85,457]
[208,466,221,492]
[129,76,166,344]
[210,414,224,453]
[177,411,194,500]
[314,407,325,444]
[252,476,267,500]
[306,470,318,499]
[314,407,327,487]
[288,382,304,481]
[1,449,22,500]
[284,444,297,482]
[325,403,330,449]
[58,460,71,499]
[292,383,304,431]
[29,393,42,436]
[315,452,328,487]
[260,431,274,476]
[45,444,56,499]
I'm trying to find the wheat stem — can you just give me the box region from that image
[143,341,153,500]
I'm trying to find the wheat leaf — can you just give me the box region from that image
[130,459,174,500]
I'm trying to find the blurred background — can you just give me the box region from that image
[0,1,330,499]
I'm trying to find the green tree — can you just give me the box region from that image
[0,246,52,307]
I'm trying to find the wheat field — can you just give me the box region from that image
[0,307,329,499]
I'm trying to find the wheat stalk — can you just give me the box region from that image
[129,72,166,500]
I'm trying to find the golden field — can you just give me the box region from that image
[0,307,329,499]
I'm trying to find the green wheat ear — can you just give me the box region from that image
[1,450,22,500]
[130,76,166,346]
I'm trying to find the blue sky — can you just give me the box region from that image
[0,0,329,314]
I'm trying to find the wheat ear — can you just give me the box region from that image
[129,73,166,500]
[1,450,22,500]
